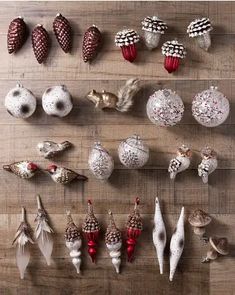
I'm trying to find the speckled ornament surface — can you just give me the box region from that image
[146,89,184,127]
[5,83,36,118]
[118,134,149,169]
[192,86,230,127]
[42,85,73,117]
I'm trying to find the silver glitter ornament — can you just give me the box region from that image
[146,89,184,127]
[192,86,230,127]
[88,142,114,180]
[118,134,149,169]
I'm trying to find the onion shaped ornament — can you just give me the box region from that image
[152,197,166,274]
[162,40,186,73]
[126,198,143,262]
[115,29,140,62]
[118,134,149,169]
[192,86,230,127]
[146,89,184,127]
[142,16,167,50]
[187,17,213,51]
[82,200,100,263]
[105,211,122,273]
[88,142,114,180]
[65,211,82,274]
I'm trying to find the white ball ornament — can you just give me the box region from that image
[42,85,73,117]
[146,89,184,127]
[192,86,230,127]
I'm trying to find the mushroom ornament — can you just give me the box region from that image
[3,161,39,179]
[198,147,218,183]
[141,16,167,50]
[162,40,186,73]
[188,209,212,239]
[187,17,213,51]
[37,140,72,159]
[202,237,229,263]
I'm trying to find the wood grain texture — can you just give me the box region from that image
[0,1,235,295]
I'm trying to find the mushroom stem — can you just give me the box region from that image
[202,247,218,263]
[193,226,205,236]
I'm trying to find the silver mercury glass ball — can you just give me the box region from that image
[192,86,230,127]
[118,134,149,169]
[146,89,184,127]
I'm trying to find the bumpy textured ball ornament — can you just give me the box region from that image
[7,17,28,54]
[82,25,102,62]
[192,86,230,127]
[118,134,149,169]
[53,13,72,53]
[162,40,186,73]
[146,89,184,127]
[5,83,36,118]
[32,24,50,64]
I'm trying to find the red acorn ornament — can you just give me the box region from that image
[82,25,102,63]
[32,24,50,64]
[7,16,28,54]
[53,13,72,53]
[126,198,143,262]
[82,200,100,262]
[161,40,186,73]
[115,29,140,62]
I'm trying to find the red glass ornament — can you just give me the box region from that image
[164,56,180,73]
[121,44,137,63]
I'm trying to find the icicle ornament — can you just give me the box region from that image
[162,40,186,73]
[152,197,166,274]
[34,195,54,266]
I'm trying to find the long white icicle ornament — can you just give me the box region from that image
[152,197,166,274]
[169,207,185,281]
[34,195,54,266]
[12,207,34,279]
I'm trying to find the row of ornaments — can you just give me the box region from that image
[8,14,212,70]
[5,82,230,128]
[14,197,229,281]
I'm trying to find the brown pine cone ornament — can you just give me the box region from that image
[53,13,72,53]
[82,25,102,63]
[32,24,50,64]
[7,17,28,54]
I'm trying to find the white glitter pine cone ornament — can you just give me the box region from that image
[142,16,167,50]
[42,85,73,117]
[105,211,122,273]
[187,17,213,51]
[32,24,50,64]
[115,29,140,62]
[3,161,39,179]
[198,147,218,184]
[192,86,230,127]
[5,83,36,119]
[82,25,102,63]
[162,40,186,73]
[37,140,72,159]
[88,142,114,180]
[53,13,72,53]
[118,134,149,169]
[65,211,82,274]
[168,145,192,180]
[146,89,184,127]
[7,16,28,54]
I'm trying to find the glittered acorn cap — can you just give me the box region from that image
[115,29,140,47]
[105,211,122,245]
[65,211,81,242]
[187,17,213,37]
[82,200,100,233]
[142,16,168,34]
[162,40,186,59]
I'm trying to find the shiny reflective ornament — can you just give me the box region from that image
[146,89,184,127]
[192,86,230,127]
[88,142,114,180]
[118,134,149,169]
[37,140,72,159]
[3,160,39,179]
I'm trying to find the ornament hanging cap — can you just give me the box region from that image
[187,17,213,37]
[65,211,80,242]
[105,211,122,245]
[162,40,186,59]
[127,198,143,230]
[142,16,167,34]
[82,200,100,233]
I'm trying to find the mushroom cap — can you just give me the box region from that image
[210,237,229,255]
[188,209,212,227]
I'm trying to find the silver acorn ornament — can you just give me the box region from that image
[88,142,114,180]
[118,134,149,169]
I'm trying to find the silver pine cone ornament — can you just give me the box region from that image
[32,24,50,64]
[53,13,72,53]
[7,16,28,54]
[82,25,102,62]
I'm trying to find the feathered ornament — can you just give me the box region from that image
[34,195,54,266]
[12,208,34,279]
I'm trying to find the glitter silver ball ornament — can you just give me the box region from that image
[118,134,149,169]
[146,89,184,127]
[192,86,230,127]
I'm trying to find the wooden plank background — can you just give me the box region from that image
[0,1,235,295]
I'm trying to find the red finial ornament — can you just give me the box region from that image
[82,200,100,263]
[126,198,143,262]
